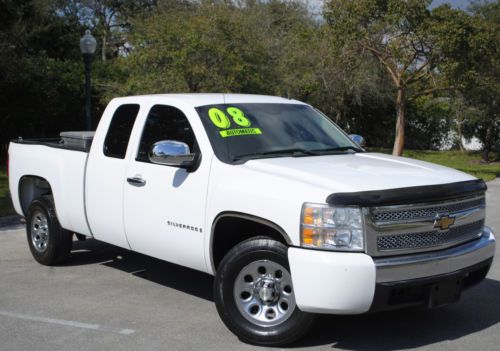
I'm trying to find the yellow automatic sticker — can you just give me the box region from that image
[220,128,262,138]
[209,107,261,137]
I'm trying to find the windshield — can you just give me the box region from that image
[196,103,361,163]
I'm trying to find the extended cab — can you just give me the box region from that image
[8,94,496,345]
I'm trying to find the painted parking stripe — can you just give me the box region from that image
[0,310,135,335]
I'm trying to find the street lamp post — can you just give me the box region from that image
[80,30,97,131]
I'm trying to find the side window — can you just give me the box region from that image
[103,104,140,159]
[137,105,197,163]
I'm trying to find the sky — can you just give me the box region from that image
[430,0,472,9]
[307,0,474,14]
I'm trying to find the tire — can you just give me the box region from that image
[26,195,72,265]
[213,237,315,346]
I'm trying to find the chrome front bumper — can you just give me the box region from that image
[374,226,496,283]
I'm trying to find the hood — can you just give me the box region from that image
[242,152,476,194]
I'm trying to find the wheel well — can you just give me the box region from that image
[211,214,290,271]
[19,176,52,215]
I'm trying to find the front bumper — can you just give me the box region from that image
[288,226,495,314]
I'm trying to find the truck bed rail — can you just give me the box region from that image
[11,137,91,153]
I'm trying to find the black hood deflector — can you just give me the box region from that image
[326,179,487,207]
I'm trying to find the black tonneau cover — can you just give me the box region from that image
[11,136,92,153]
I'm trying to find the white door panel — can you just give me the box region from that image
[124,162,209,272]
[86,156,130,248]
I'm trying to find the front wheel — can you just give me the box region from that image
[213,238,315,346]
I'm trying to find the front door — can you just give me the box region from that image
[123,104,210,272]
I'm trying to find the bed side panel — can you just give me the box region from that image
[8,142,91,235]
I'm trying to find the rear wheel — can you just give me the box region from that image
[26,196,72,265]
[214,237,315,346]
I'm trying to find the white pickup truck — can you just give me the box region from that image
[8,94,496,345]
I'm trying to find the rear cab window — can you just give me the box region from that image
[103,104,140,158]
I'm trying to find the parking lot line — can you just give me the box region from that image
[0,310,135,335]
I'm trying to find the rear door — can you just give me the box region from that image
[86,103,141,248]
[123,104,210,272]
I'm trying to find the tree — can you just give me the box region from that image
[55,0,156,61]
[106,1,311,96]
[431,1,499,161]
[405,96,452,150]
[465,0,499,161]
[323,0,455,156]
[277,24,396,141]
[0,0,117,156]
[0,1,86,147]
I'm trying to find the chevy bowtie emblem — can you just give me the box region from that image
[434,214,455,230]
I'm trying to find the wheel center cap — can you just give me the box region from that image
[255,278,280,304]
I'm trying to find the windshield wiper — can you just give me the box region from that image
[311,145,363,153]
[232,146,363,162]
[233,148,319,161]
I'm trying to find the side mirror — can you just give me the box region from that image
[149,140,196,169]
[349,134,366,148]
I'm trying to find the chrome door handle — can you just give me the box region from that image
[127,177,146,186]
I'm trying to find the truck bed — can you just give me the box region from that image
[11,131,94,153]
[8,139,92,236]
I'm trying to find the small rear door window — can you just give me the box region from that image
[103,104,140,158]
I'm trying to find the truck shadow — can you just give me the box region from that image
[67,238,500,350]
[293,278,500,349]
[67,238,214,301]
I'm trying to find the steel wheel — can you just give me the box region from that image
[234,259,296,327]
[26,196,72,265]
[214,237,315,346]
[31,210,49,252]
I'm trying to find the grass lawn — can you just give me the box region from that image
[0,150,498,217]
[372,149,500,182]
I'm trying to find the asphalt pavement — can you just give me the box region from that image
[1,179,499,351]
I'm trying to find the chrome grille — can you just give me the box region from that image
[377,220,484,251]
[366,195,486,257]
[372,197,485,223]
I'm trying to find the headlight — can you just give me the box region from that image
[300,203,364,251]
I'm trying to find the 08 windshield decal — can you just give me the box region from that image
[207,107,262,138]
